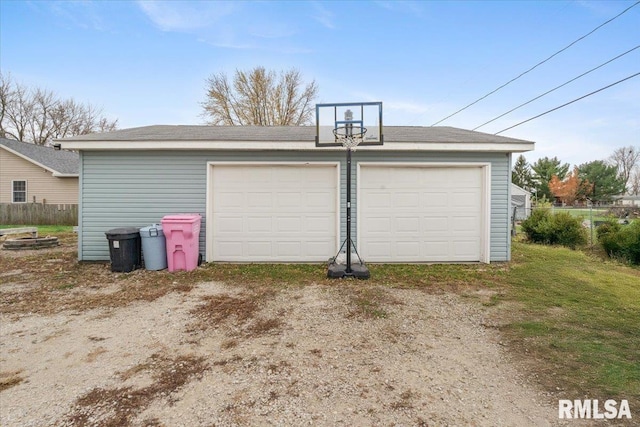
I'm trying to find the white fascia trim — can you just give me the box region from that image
[1,145,63,176]
[205,161,341,263]
[60,140,534,153]
[356,162,492,264]
[52,173,79,178]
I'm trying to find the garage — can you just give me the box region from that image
[207,162,339,262]
[358,163,490,263]
[60,125,534,263]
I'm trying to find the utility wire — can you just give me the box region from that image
[473,44,640,130]
[430,0,640,126]
[494,71,640,135]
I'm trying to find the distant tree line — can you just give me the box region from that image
[512,146,639,203]
[0,73,118,146]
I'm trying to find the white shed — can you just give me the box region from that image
[511,183,531,220]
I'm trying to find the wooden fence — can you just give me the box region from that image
[0,203,78,226]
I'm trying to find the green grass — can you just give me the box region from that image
[0,224,74,234]
[504,242,640,404]
[553,207,610,222]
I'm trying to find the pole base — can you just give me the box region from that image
[327,263,370,280]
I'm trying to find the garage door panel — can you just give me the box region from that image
[305,215,334,232]
[452,216,479,232]
[211,164,337,262]
[422,192,448,207]
[306,192,334,207]
[395,217,420,232]
[247,216,272,233]
[363,192,392,209]
[276,241,301,256]
[452,191,481,207]
[247,193,273,208]
[394,192,420,208]
[216,192,243,209]
[276,217,301,233]
[248,241,271,257]
[275,192,303,208]
[423,241,450,257]
[396,241,421,257]
[423,216,449,232]
[364,217,392,233]
[453,240,480,257]
[216,241,243,257]
[216,216,244,233]
[360,165,484,262]
[366,241,392,258]
[305,240,334,257]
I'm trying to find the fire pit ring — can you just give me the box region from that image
[2,236,59,250]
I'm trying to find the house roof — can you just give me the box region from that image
[511,183,532,195]
[58,125,535,153]
[0,138,79,177]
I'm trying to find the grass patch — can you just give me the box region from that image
[0,224,74,234]
[502,241,640,408]
[553,207,610,222]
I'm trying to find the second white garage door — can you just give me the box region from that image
[358,164,488,263]
[208,163,339,262]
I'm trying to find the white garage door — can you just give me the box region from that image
[209,164,338,262]
[359,165,486,262]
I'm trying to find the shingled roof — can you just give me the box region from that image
[0,138,79,176]
[59,125,533,144]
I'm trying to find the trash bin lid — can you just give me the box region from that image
[161,214,202,224]
[105,227,140,239]
[139,224,164,238]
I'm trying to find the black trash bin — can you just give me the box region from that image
[105,227,141,272]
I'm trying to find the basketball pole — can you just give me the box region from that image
[346,123,353,274]
[326,110,371,280]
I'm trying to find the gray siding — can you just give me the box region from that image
[79,150,511,262]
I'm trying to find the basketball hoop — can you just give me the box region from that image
[333,126,367,150]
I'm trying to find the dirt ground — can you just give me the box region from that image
[1,238,585,426]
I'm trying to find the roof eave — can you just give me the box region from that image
[52,173,79,178]
[60,140,534,153]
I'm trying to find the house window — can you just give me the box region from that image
[12,180,27,203]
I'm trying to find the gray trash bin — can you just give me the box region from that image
[140,224,167,271]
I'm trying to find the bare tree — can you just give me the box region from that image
[629,169,640,195]
[202,67,318,126]
[609,146,640,192]
[0,73,118,145]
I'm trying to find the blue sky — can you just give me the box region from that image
[1,0,638,167]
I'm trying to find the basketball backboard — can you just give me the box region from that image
[315,102,383,147]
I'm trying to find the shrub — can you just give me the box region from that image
[595,219,621,241]
[598,221,640,265]
[521,209,587,249]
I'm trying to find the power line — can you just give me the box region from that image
[473,44,640,131]
[494,71,640,135]
[430,0,640,126]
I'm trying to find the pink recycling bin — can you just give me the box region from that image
[161,214,202,272]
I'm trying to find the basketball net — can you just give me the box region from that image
[333,126,367,151]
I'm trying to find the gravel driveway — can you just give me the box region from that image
[0,257,574,427]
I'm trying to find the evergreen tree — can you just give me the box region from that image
[531,156,570,201]
[577,160,626,202]
[512,155,534,191]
